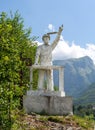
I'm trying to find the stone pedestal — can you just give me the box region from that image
[23,94,73,115]
[23,65,73,115]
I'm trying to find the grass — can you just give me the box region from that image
[72,115,95,129]
[11,110,95,130]
[39,115,95,129]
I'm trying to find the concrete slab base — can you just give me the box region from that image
[27,90,65,97]
[23,95,73,115]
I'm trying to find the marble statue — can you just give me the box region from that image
[34,25,63,91]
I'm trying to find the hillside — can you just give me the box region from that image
[53,56,95,98]
[11,112,94,130]
[75,83,95,105]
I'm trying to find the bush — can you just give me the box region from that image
[0,11,37,129]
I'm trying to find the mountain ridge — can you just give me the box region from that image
[53,56,95,98]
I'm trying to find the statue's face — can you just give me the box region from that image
[43,37,50,45]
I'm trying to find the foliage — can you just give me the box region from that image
[74,83,95,106]
[72,115,95,129]
[74,104,95,119]
[54,86,59,91]
[0,11,37,129]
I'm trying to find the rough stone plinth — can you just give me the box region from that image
[23,95,73,115]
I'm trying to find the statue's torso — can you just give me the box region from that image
[38,44,52,65]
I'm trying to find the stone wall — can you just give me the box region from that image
[23,95,73,115]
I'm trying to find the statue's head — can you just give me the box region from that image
[42,34,50,45]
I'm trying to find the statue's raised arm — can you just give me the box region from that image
[34,25,63,66]
[51,25,63,50]
[33,25,64,92]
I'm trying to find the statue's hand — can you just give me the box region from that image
[58,25,63,33]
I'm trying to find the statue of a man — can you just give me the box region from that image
[34,25,63,91]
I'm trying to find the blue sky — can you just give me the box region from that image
[1,0,95,46]
[0,0,95,63]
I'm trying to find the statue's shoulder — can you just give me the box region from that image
[38,44,44,49]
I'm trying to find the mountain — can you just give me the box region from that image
[53,56,95,98]
[75,83,95,105]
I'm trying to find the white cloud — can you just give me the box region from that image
[52,38,95,64]
[48,24,55,31]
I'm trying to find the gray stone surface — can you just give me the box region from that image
[23,95,73,115]
[27,90,65,97]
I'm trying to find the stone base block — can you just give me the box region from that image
[23,95,73,115]
[27,90,65,97]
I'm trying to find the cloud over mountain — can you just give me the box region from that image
[37,24,95,64]
[52,37,95,64]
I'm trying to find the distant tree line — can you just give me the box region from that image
[74,104,95,119]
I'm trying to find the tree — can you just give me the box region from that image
[0,11,37,129]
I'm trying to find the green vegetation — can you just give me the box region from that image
[74,83,95,120]
[0,11,37,129]
[74,104,95,119]
[11,111,95,130]
[75,83,95,106]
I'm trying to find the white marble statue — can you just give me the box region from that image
[34,25,63,91]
